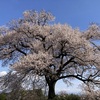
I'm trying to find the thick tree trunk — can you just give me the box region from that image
[48,81,56,100]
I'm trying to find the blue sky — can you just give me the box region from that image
[0,0,100,93]
[1,0,100,29]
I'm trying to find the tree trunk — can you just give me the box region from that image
[48,81,56,100]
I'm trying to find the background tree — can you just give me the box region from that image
[0,10,100,99]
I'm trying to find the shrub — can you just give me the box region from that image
[0,93,6,100]
[52,94,81,100]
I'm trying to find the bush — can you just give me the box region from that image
[6,89,47,100]
[53,94,81,100]
[0,93,6,100]
[0,91,81,100]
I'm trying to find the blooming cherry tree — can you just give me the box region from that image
[0,10,100,99]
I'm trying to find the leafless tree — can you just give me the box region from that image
[0,10,100,99]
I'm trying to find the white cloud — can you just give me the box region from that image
[55,79,82,94]
[0,71,7,77]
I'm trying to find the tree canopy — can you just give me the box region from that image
[0,10,100,99]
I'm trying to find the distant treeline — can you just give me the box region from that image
[0,90,99,100]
